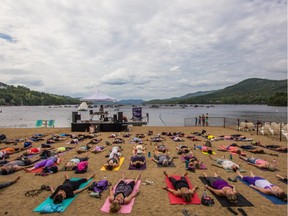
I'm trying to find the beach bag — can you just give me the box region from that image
[201,193,214,206]
[204,140,212,147]
[89,180,110,193]
[0,134,6,141]
[75,161,88,174]
[43,166,58,174]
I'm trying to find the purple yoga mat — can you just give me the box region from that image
[128,163,146,170]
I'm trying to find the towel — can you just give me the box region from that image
[165,175,201,205]
[100,157,125,171]
[237,176,287,205]
[100,179,141,214]
[198,177,253,207]
[33,178,92,212]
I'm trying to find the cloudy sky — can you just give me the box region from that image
[0,0,287,100]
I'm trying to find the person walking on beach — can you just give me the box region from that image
[198,115,201,125]
[205,113,209,126]
[202,114,205,126]
[195,117,198,126]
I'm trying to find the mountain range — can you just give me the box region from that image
[0,78,287,106]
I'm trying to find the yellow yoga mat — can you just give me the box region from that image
[202,151,216,155]
[100,157,125,171]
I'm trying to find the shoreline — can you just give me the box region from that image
[0,126,287,216]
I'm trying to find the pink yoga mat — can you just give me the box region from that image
[165,175,201,205]
[101,179,141,214]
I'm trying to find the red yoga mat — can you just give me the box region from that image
[165,175,201,205]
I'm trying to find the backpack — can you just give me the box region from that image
[88,180,110,193]
[43,166,58,174]
[201,194,215,206]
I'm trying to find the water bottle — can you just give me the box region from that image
[185,160,189,168]
[230,154,232,160]
[148,152,151,158]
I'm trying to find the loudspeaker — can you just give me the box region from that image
[113,114,118,123]
[72,112,78,123]
[118,112,123,123]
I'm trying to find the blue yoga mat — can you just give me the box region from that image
[33,178,92,212]
[237,176,287,205]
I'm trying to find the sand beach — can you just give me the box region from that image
[0,126,287,216]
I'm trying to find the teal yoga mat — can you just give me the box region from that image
[33,178,92,212]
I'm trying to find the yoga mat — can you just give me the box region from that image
[236,176,287,205]
[100,157,125,171]
[199,177,254,207]
[101,179,141,214]
[33,178,92,212]
[157,161,176,167]
[278,179,288,184]
[202,151,216,155]
[165,175,201,205]
[129,162,146,170]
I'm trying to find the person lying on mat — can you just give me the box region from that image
[217,144,246,156]
[184,153,203,169]
[155,143,169,153]
[276,174,288,183]
[132,144,146,155]
[162,171,198,202]
[236,170,287,201]
[25,154,61,172]
[76,144,92,154]
[90,145,106,154]
[130,152,146,169]
[239,145,265,154]
[113,138,125,144]
[55,146,75,153]
[64,154,89,171]
[50,173,95,204]
[104,155,120,171]
[171,136,185,142]
[194,144,213,154]
[0,145,31,155]
[176,145,191,155]
[88,138,103,144]
[209,155,240,172]
[203,171,238,203]
[109,173,141,213]
[22,146,54,156]
[0,157,41,175]
[254,143,287,153]
[239,155,276,171]
[152,151,173,167]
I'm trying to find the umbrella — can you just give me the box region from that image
[80,90,116,102]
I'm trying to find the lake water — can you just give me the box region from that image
[0,104,286,128]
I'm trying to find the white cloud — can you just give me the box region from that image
[0,0,286,100]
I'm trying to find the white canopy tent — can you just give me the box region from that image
[80,90,117,103]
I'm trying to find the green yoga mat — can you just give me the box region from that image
[33,178,92,212]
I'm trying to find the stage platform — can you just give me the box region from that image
[71,121,128,132]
